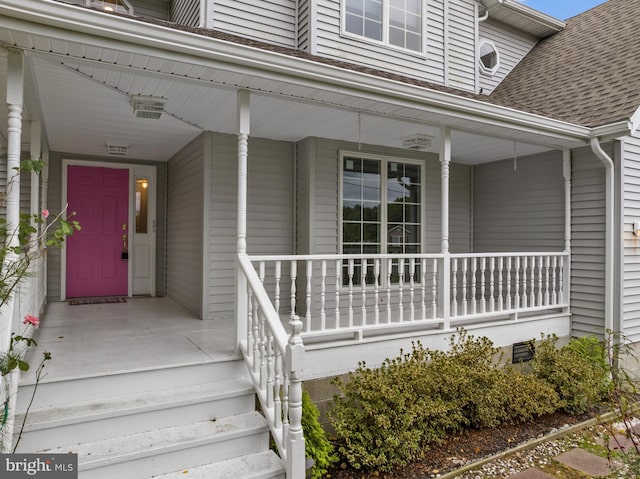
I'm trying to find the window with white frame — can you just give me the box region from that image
[341,154,423,284]
[344,0,423,52]
[478,39,500,75]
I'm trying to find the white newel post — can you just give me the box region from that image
[286,316,305,478]
[440,127,451,328]
[236,90,251,349]
[563,150,571,310]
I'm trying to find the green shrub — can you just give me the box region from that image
[328,347,459,471]
[531,334,610,414]
[328,330,563,472]
[301,389,338,479]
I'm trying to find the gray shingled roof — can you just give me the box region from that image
[490,0,640,128]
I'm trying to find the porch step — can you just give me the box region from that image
[14,378,255,452]
[44,412,270,479]
[17,359,246,411]
[151,450,285,479]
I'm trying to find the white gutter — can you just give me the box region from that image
[590,137,615,335]
[0,0,591,146]
[484,0,565,32]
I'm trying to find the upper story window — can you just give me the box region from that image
[90,0,133,15]
[478,39,500,75]
[344,0,423,52]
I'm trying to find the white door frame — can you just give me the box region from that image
[60,159,157,300]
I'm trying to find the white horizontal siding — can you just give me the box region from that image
[571,145,608,338]
[170,0,199,27]
[473,152,565,252]
[623,134,640,342]
[447,0,476,91]
[313,0,446,86]
[209,0,297,47]
[478,19,537,95]
[298,0,311,51]
[167,135,205,317]
[208,133,294,320]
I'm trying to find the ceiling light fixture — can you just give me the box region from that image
[402,134,432,150]
[131,95,166,120]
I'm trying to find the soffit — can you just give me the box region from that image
[1,29,578,163]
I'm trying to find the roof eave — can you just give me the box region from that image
[483,0,566,37]
[591,120,634,142]
[0,0,588,146]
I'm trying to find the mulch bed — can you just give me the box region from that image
[326,411,592,479]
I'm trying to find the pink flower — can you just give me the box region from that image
[23,315,39,327]
[42,209,49,218]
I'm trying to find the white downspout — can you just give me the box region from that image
[590,137,615,335]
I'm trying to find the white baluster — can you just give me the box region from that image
[409,258,415,321]
[552,256,557,305]
[398,259,405,322]
[498,257,504,312]
[471,257,477,315]
[275,261,282,316]
[514,257,520,310]
[462,258,468,316]
[266,331,274,408]
[451,258,458,317]
[259,262,266,283]
[290,260,297,318]
[480,257,486,313]
[537,255,543,307]
[274,350,282,428]
[306,260,312,332]
[489,257,495,313]
[506,257,511,310]
[431,258,438,319]
[348,259,354,328]
[361,258,367,326]
[558,256,564,304]
[529,256,536,308]
[421,258,427,320]
[374,259,380,325]
[335,259,341,329]
[544,256,550,306]
[247,285,254,361]
[522,256,528,309]
[320,260,327,331]
[259,310,267,390]
[386,258,392,324]
[252,292,260,372]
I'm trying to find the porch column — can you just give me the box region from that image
[236,90,250,348]
[563,150,571,311]
[30,121,42,314]
[440,126,451,328]
[3,48,24,349]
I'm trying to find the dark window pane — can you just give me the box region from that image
[343,223,361,243]
[343,201,362,221]
[404,204,420,223]
[388,203,403,222]
[362,202,380,221]
[363,223,380,243]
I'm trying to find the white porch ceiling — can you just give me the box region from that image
[1,28,574,164]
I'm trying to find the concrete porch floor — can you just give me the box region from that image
[21,297,238,384]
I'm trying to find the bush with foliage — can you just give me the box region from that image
[530,334,611,414]
[328,330,560,471]
[301,389,338,478]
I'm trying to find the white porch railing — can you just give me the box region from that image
[237,254,305,479]
[248,252,570,341]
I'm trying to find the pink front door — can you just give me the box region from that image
[66,166,129,298]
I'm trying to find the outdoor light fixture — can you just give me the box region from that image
[131,95,166,119]
[402,134,432,150]
[634,221,640,236]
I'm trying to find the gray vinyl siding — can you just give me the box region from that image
[45,153,167,302]
[296,137,472,255]
[473,152,564,252]
[313,0,447,87]
[207,133,294,320]
[170,0,199,27]
[207,0,297,48]
[622,134,640,342]
[571,144,608,338]
[167,135,205,317]
[447,0,477,92]
[478,19,537,95]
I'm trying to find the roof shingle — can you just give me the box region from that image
[490,0,640,127]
